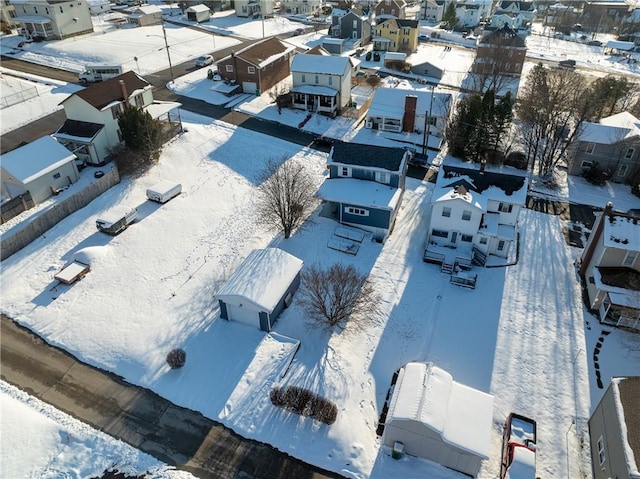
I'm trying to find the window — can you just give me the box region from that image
[623,251,638,267]
[339,166,351,177]
[59,5,63,12]
[581,160,593,168]
[111,103,123,119]
[625,148,635,159]
[505,63,511,71]
[586,143,595,154]
[34,6,38,13]
[597,436,606,466]
[247,66,255,74]
[617,164,628,177]
[376,171,390,184]
[442,207,451,217]
[328,76,333,86]
[462,210,472,221]
[134,94,144,108]
[461,234,473,242]
[353,20,357,28]
[346,207,369,216]
[315,75,319,84]
[45,7,49,14]
[479,236,488,245]
[498,203,513,213]
[53,172,61,179]
[301,74,306,83]
[432,229,448,238]
[497,240,505,251]
[225,65,233,72]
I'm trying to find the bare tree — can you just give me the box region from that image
[517,63,590,177]
[256,158,317,239]
[297,263,382,333]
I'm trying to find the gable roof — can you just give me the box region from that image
[396,18,418,27]
[291,53,350,75]
[578,112,640,144]
[62,71,150,111]
[367,87,452,120]
[219,37,294,68]
[133,4,161,14]
[185,4,210,11]
[612,377,640,475]
[330,142,408,172]
[603,213,640,251]
[1,136,75,184]
[480,25,526,47]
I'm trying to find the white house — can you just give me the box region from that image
[10,0,93,40]
[426,164,528,265]
[127,4,162,26]
[290,53,353,117]
[86,0,111,16]
[365,87,452,146]
[421,0,443,22]
[0,136,80,204]
[579,203,640,332]
[216,248,304,332]
[185,4,210,22]
[382,362,494,477]
[235,0,273,17]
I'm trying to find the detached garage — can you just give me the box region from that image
[216,248,303,332]
[382,362,494,477]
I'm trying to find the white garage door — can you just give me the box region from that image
[243,81,257,94]
[226,303,259,328]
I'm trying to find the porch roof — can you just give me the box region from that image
[316,178,402,211]
[143,100,182,119]
[12,15,52,23]
[481,212,516,240]
[609,291,640,309]
[292,85,338,96]
[55,119,103,140]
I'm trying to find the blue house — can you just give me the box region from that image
[316,142,410,241]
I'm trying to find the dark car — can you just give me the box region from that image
[588,40,603,47]
[418,34,429,42]
[627,209,640,218]
[313,135,335,148]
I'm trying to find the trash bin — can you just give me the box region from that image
[391,441,404,459]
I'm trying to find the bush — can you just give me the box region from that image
[373,52,381,62]
[270,385,338,425]
[582,164,609,186]
[365,51,372,61]
[166,348,186,369]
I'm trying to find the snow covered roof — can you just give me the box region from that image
[218,37,295,69]
[291,85,338,96]
[316,178,402,211]
[384,52,406,61]
[579,112,640,144]
[216,248,303,313]
[367,87,452,120]
[63,71,150,111]
[134,5,161,14]
[330,142,408,172]
[433,185,486,210]
[1,136,76,184]
[387,362,493,458]
[611,377,640,477]
[605,40,635,51]
[603,214,640,251]
[143,100,182,119]
[291,54,350,75]
[186,4,210,12]
[506,444,536,479]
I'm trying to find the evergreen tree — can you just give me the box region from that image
[118,106,163,163]
[442,2,458,29]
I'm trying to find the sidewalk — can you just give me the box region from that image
[0,314,341,479]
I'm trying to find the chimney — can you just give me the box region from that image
[480,155,487,173]
[579,202,613,277]
[119,80,128,105]
[402,95,417,133]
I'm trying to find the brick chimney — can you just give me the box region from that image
[579,202,613,277]
[119,80,129,106]
[402,95,417,133]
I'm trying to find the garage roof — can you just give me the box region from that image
[216,248,303,313]
[1,136,76,184]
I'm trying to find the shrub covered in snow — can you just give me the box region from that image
[270,385,337,425]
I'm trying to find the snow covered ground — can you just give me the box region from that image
[1,12,640,479]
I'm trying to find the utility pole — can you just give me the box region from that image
[422,85,435,157]
[161,20,175,83]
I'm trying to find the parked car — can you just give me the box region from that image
[588,40,603,46]
[500,413,537,479]
[195,55,213,68]
[418,34,429,42]
[293,28,305,36]
[558,59,576,69]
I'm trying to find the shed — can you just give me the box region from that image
[0,136,80,204]
[185,4,210,23]
[216,248,304,332]
[382,362,494,477]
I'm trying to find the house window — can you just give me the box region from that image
[225,65,233,72]
[391,8,395,14]
[134,94,144,108]
[497,240,505,251]
[625,148,634,159]
[53,172,61,179]
[479,236,488,245]
[586,143,595,154]
[623,251,638,267]
[597,436,606,466]
[442,207,451,217]
[301,74,306,83]
[461,234,473,242]
[346,206,369,216]
[353,20,357,28]
[248,66,255,74]
[45,7,49,14]
[498,203,513,213]
[59,5,63,12]
[315,74,319,84]
[617,164,628,177]
[339,166,351,177]
[34,6,38,13]
[462,210,472,221]
[111,103,123,119]
[376,171,390,184]
[581,160,593,168]
[505,63,511,71]
[328,76,333,86]
[432,229,448,238]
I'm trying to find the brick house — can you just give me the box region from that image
[473,25,527,77]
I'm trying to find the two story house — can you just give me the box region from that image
[330,9,372,44]
[217,37,295,95]
[316,142,411,241]
[53,71,182,166]
[290,53,353,117]
[473,25,527,77]
[579,203,640,332]
[235,0,273,17]
[280,0,322,15]
[425,164,528,266]
[374,0,407,21]
[127,4,162,26]
[372,18,418,52]
[10,0,93,40]
[489,0,535,29]
[568,112,640,184]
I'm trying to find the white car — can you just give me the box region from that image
[195,55,213,68]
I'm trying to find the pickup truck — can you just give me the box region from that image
[500,413,537,479]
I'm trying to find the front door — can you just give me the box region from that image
[450,231,458,245]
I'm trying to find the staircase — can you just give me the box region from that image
[472,247,487,267]
[441,262,454,274]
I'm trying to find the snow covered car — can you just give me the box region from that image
[500,413,537,479]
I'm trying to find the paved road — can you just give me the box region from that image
[1,314,342,479]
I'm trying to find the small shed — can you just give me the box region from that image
[127,5,162,26]
[322,37,346,54]
[216,248,304,332]
[382,362,494,477]
[186,4,210,23]
[0,136,80,204]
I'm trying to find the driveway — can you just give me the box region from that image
[1,314,342,479]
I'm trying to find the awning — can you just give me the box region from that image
[291,85,338,96]
[143,101,182,119]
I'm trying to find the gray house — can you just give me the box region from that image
[588,376,640,479]
[568,112,640,184]
[316,142,410,241]
[216,248,303,332]
[331,10,372,43]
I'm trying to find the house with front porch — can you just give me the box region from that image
[127,4,162,26]
[9,0,93,40]
[290,53,353,117]
[372,17,419,52]
[374,0,407,21]
[425,164,528,267]
[579,203,640,332]
[490,0,535,28]
[53,71,182,166]
[330,9,372,43]
[316,142,411,241]
[235,0,273,17]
